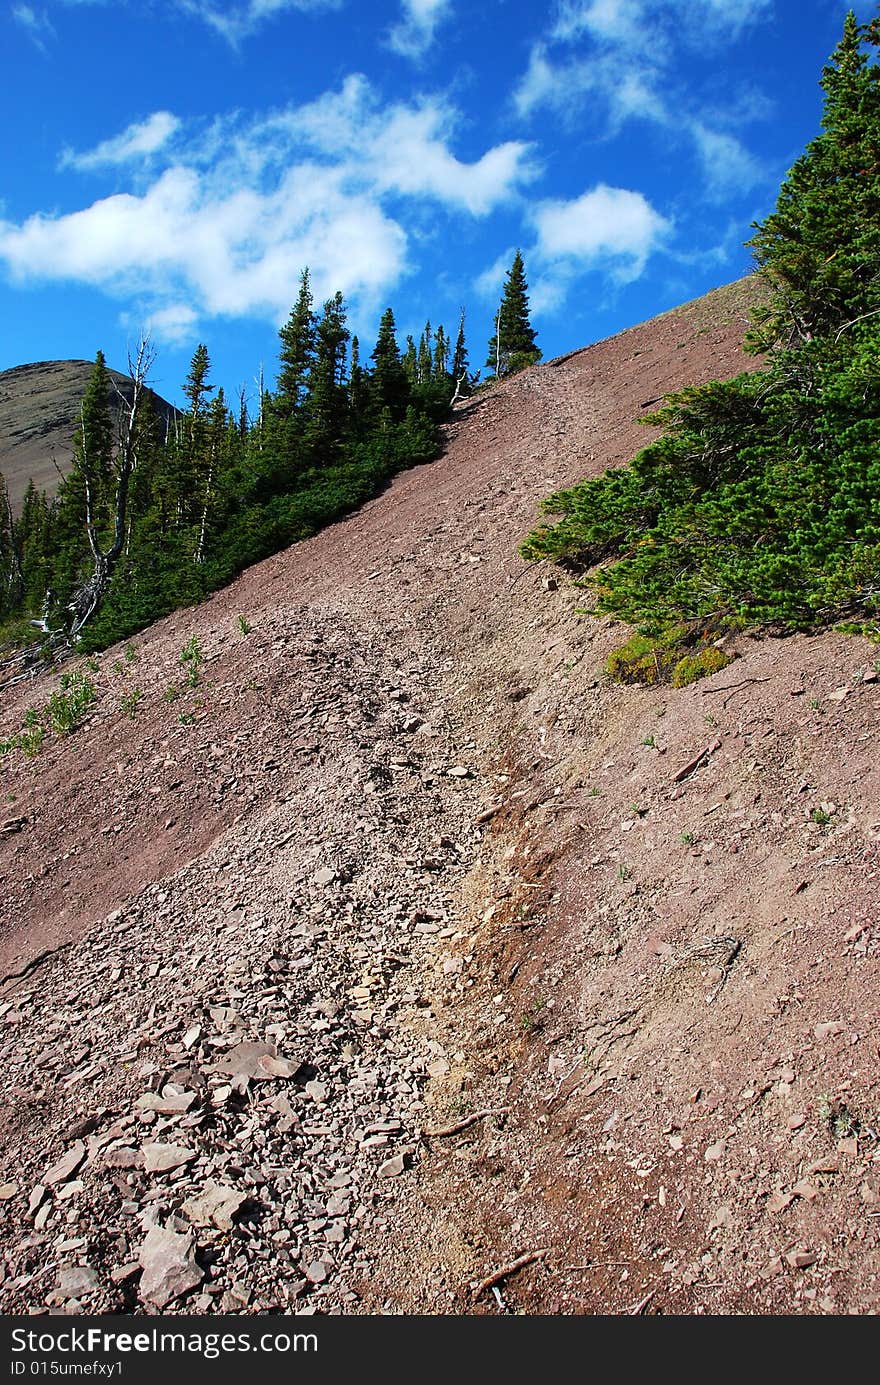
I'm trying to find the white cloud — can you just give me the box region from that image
[532,184,671,282]
[11,4,55,48]
[474,248,517,300]
[388,0,451,60]
[514,42,667,127]
[61,113,181,171]
[551,0,770,48]
[176,0,342,45]
[690,124,766,200]
[269,76,536,215]
[517,0,772,204]
[0,82,535,345]
[145,302,200,346]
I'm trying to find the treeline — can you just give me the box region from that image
[523,11,880,685]
[0,272,477,652]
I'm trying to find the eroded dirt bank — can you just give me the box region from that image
[1,277,878,1314]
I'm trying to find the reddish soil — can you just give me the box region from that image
[1,275,878,1315]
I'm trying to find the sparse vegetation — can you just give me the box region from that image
[0,670,96,756]
[237,615,251,636]
[523,13,880,684]
[120,687,143,719]
[179,636,203,688]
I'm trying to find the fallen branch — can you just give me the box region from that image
[473,1249,550,1297]
[422,1107,510,1139]
[701,675,772,708]
[0,941,73,991]
[672,738,721,784]
[623,1288,656,1315]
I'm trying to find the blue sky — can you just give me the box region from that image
[0,0,872,409]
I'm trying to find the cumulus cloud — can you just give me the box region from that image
[0,83,536,344]
[387,0,452,60]
[61,113,181,171]
[259,76,536,214]
[532,184,671,282]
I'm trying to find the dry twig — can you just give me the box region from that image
[422,1107,509,1139]
[473,1249,550,1297]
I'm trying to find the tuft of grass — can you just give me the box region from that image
[237,615,251,636]
[179,636,203,688]
[120,687,143,719]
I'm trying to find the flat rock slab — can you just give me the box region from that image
[211,1039,301,1081]
[142,1141,197,1174]
[57,1264,100,1297]
[138,1226,203,1309]
[182,1181,247,1231]
[44,1141,86,1185]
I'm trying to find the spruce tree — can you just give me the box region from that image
[370,308,410,422]
[451,309,472,397]
[486,250,542,377]
[302,292,350,465]
[748,10,880,348]
[276,268,316,417]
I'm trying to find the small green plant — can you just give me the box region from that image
[0,672,95,756]
[641,734,656,748]
[704,713,718,727]
[237,615,251,636]
[680,830,695,845]
[163,684,180,703]
[178,711,196,726]
[120,687,143,719]
[810,806,831,826]
[123,642,138,664]
[818,1095,860,1141]
[631,804,648,818]
[46,672,96,736]
[809,698,823,711]
[617,863,631,882]
[520,997,548,1033]
[586,786,602,797]
[85,655,100,674]
[179,636,203,688]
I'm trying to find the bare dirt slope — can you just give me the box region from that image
[0,361,178,514]
[1,276,878,1316]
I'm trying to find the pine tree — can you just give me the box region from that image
[486,250,542,377]
[302,292,350,465]
[370,308,410,422]
[748,10,880,348]
[432,324,449,380]
[417,322,432,383]
[276,268,316,417]
[451,309,472,397]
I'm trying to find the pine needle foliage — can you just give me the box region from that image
[522,12,880,683]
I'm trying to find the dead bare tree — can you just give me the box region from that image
[67,336,156,640]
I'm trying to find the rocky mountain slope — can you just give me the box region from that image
[0,360,178,514]
[1,275,878,1316]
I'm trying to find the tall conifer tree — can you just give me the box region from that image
[486,250,542,377]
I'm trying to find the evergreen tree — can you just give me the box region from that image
[417,322,432,383]
[302,292,350,465]
[486,250,542,377]
[402,334,417,383]
[348,335,369,439]
[747,10,880,348]
[370,308,410,422]
[451,309,473,397]
[276,268,316,415]
[432,324,449,380]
